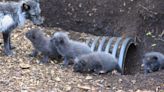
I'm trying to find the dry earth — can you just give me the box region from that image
[0,22,163,92]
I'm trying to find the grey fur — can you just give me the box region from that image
[143,52,164,74]
[26,28,61,63]
[73,52,120,74]
[50,32,92,67]
[0,0,43,56]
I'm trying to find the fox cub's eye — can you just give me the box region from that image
[22,3,31,11]
[32,35,35,39]
[59,39,64,44]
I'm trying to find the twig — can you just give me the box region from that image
[155,38,164,42]
[159,31,164,37]
[138,4,158,15]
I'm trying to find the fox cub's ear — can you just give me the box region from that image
[22,3,31,12]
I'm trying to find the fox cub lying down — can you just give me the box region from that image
[143,52,164,74]
[73,52,121,74]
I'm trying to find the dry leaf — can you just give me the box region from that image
[146,32,152,36]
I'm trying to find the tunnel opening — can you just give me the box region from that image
[124,44,137,75]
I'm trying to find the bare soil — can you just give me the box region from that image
[0,0,163,91]
[40,0,164,74]
[0,22,163,91]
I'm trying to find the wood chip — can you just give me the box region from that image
[85,75,93,80]
[55,77,61,82]
[65,85,72,91]
[131,80,136,84]
[77,84,96,91]
[19,63,30,69]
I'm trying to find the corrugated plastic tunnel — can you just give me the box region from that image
[86,36,136,74]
